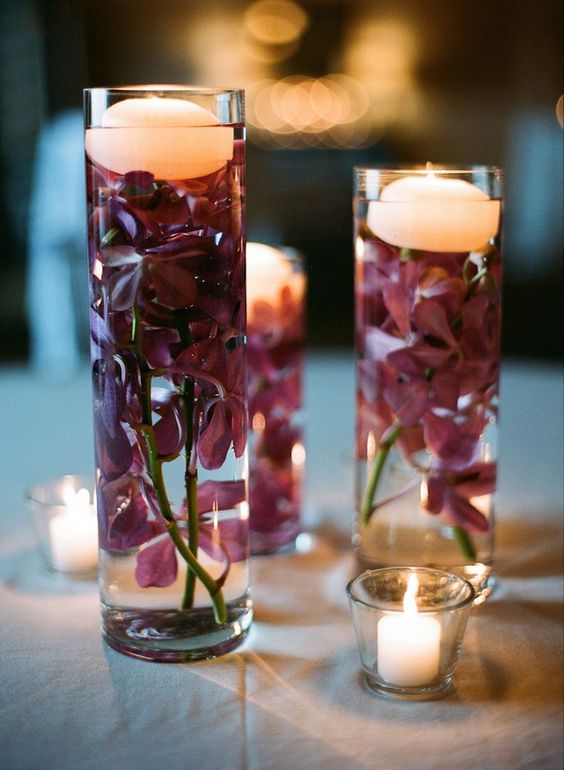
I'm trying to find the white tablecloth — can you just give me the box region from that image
[0,352,562,770]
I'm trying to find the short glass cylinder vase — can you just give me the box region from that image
[84,86,252,661]
[246,243,306,554]
[347,567,475,699]
[26,475,98,578]
[353,165,503,601]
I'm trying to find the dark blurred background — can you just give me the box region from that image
[0,0,562,370]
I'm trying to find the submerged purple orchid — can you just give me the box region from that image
[86,139,247,621]
[247,261,305,553]
[357,234,501,555]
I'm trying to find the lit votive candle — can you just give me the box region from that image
[377,573,441,687]
[367,166,501,252]
[347,567,474,698]
[85,90,234,179]
[48,483,98,574]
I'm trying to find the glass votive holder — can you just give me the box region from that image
[26,475,98,578]
[347,566,474,699]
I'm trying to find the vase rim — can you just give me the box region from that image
[346,566,476,613]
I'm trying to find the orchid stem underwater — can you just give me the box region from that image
[132,304,227,623]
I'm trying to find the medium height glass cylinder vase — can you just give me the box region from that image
[246,243,306,554]
[353,165,503,601]
[84,86,251,660]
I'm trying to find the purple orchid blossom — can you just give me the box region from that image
[87,136,247,614]
[357,231,501,541]
[421,461,496,532]
[134,480,247,588]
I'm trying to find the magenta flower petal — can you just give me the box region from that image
[135,536,178,588]
[413,299,458,348]
[229,396,247,458]
[430,371,459,412]
[99,475,162,551]
[444,492,489,532]
[364,326,405,361]
[384,380,428,426]
[421,475,446,514]
[95,418,133,482]
[197,480,246,515]
[199,518,249,564]
[107,263,143,311]
[198,401,232,470]
[148,261,197,308]
[455,461,497,497]
[382,280,412,336]
[423,412,480,470]
[153,395,186,457]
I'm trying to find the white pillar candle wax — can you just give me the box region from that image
[377,573,441,687]
[49,486,98,573]
[246,242,305,324]
[367,170,500,252]
[85,94,234,179]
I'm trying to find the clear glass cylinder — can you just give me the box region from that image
[246,243,306,554]
[353,165,503,601]
[84,86,251,660]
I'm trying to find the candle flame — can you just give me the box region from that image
[403,572,419,615]
[62,481,91,513]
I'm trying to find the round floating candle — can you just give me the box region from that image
[246,242,305,325]
[85,95,234,179]
[377,573,441,687]
[367,171,500,252]
[49,486,98,574]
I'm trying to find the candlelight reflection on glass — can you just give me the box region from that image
[347,567,474,698]
[26,475,98,577]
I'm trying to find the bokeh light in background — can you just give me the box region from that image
[0,0,562,363]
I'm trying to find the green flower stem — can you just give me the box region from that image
[131,305,227,623]
[175,313,200,611]
[360,425,402,526]
[180,377,199,611]
[453,525,477,561]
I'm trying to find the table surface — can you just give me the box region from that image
[0,352,562,770]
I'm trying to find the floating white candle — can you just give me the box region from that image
[49,486,98,573]
[367,170,500,252]
[377,572,441,687]
[85,94,234,179]
[246,242,305,325]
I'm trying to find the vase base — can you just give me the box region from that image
[364,671,455,701]
[101,593,253,662]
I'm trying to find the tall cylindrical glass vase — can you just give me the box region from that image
[84,86,251,660]
[354,165,503,601]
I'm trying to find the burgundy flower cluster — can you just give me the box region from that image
[86,141,248,595]
[356,235,501,534]
[247,282,304,551]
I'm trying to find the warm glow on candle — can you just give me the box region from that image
[85,95,234,179]
[377,573,441,687]
[49,483,98,573]
[367,170,500,252]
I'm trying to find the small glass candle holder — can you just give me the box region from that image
[26,475,98,578]
[347,566,474,699]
